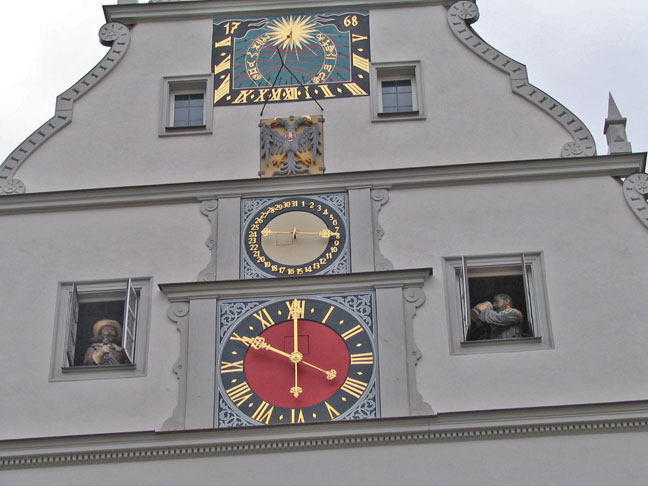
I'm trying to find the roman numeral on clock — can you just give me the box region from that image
[341,324,364,340]
[251,401,275,424]
[253,308,275,329]
[226,381,253,407]
[350,352,374,365]
[340,377,368,399]
[220,360,244,373]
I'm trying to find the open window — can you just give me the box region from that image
[370,61,425,121]
[160,74,213,136]
[443,253,553,354]
[50,278,151,381]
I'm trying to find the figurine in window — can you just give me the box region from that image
[83,319,127,365]
[468,294,523,340]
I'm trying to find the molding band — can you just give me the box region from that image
[446,1,596,158]
[2,400,648,470]
[0,23,131,195]
[0,154,642,215]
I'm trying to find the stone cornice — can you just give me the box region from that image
[104,0,442,24]
[2,400,648,470]
[0,154,643,215]
[159,268,432,300]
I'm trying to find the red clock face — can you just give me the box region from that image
[218,295,377,426]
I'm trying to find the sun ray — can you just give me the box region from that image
[267,15,319,50]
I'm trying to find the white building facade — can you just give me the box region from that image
[1,0,647,483]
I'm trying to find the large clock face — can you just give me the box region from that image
[217,293,378,426]
[212,12,370,106]
[241,194,349,279]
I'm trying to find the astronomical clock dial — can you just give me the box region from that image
[212,12,370,106]
[241,194,349,279]
[216,293,378,427]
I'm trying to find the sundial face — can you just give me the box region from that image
[212,12,370,106]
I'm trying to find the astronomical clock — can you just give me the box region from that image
[212,11,370,106]
[241,194,350,279]
[216,292,378,426]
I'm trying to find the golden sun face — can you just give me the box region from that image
[267,15,319,50]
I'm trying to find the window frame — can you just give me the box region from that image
[443,252,553,354]
[370,60,425,122]
[49,277,152,381]
[160,74,213,136]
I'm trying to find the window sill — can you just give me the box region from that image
[372,111,426,122]
[61,364,136,373]
[453,335,548,355]
[461,336,542,346]
[159,125,211,137]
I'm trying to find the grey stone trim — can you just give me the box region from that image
[370,189,394,271]
[3,400,648,470]
[403,287,434,415]
[446,1,596,159]
[0,23,131,196]
[105,0,445,24]
[197,200,218,281]
[623,173,648,230]
[161,302,190,431]
[0,154,643,215]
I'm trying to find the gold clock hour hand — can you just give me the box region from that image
[290,363,302,398]
[260,228,339,238]
[245,336,337,380]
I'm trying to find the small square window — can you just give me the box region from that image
[172,93,205,127]
[49,278,152,381]
[160,75,213,136]
[443,253,553,354]
[370,61,425,121]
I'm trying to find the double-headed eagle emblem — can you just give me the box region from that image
[259,115,324,177]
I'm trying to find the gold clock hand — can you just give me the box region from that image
[244,336,337,380]
[290,363,302,398]
[261,228,340,238]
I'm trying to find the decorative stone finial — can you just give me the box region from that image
[604,93,632,154]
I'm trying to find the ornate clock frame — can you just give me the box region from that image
[159,269,432,431]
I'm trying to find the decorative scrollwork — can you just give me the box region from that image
[0,179,26,195]
[623,172,648,230]
[328,293,374,331]
[347,383,377,420]
[198,199,218,281]
[0,23,131,195]
[371,188,394,271]
[446,1,596,158]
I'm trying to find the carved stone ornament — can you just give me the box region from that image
[446,1,596,158]
[197,199,218,281]
[623,172,648,230]
[371,188,394,271]
[0,23,131,195]
[259,115,324,178]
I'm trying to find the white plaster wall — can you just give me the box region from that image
[0,203,208,440]
[15,4,572,193]
[3,431,648,485]
[380,175,648,412]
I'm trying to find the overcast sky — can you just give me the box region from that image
[1,0,646,164]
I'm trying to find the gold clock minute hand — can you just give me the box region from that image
[260,228,340,238]
[245,336,337,380]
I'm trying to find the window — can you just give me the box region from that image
[160,74,213,136]
[443,253,553,354]
[172,93,205,127]
[49,278,152,381]
[370,61,425,121]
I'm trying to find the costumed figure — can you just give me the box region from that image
[83,319,127,365]
[468,294,523,340]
